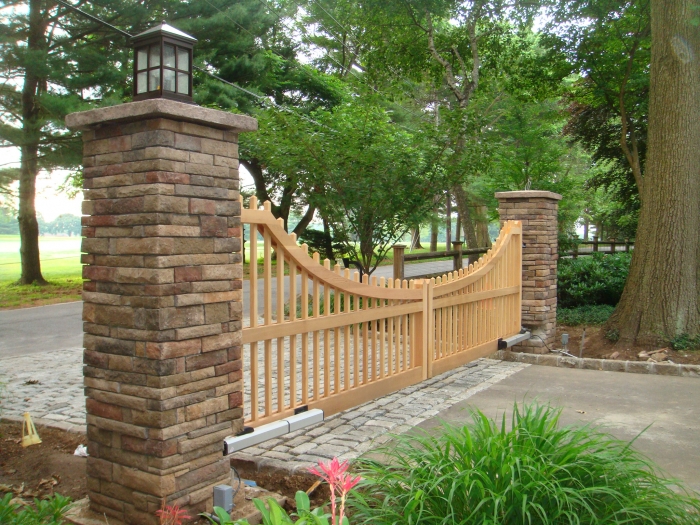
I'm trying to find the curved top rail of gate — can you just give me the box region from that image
[242,196,422,301]
[432,220,521,297]
[242,196,521,300]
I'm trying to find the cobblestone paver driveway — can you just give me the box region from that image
[0,347,85,432]
[0,346,528,469]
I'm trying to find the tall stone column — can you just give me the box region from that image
[496,191,562,353]
[66,99,256,524]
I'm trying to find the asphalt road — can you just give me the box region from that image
[0,301,84,358]
[0,260,455,358]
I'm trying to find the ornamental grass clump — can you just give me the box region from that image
[348,403,700,525]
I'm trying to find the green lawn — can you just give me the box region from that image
[0,235,82,281]
[0,235,83,308]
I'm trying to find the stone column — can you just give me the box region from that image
[496,191,562,353]
[66,99,256,524]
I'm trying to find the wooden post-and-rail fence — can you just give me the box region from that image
[392,242,491,281]
[241,196,523,427]
[567,237,635,258]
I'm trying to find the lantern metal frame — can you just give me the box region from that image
[132,22,196,103]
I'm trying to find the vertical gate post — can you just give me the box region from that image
[66,100,256,524]
[451,241,464,272]
[496,191,562,353]
[392,244,405,281]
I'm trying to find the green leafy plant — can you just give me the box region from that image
[605,328,621,342]
[206,491,331,525]
[558,305,615,326]
[557,232,581,257]
[348,403,700,525]
[669,334,700,351]
[558,253,631,308]
[205,458,359,525]
[0,493,72,525]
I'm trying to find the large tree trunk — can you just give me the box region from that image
[430,215,438,252]
[445,192,452,247]
[474,205,491,248]
[411,227,423,249]
[452,185,481,263]
[607,0,700,345]
[18,0,47,285]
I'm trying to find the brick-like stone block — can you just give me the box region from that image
[67,99,255,525]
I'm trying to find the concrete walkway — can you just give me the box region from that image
[417,365,700,493]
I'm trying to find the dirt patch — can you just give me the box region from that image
[0,420,87,502]
[230,460,330,509]
[555,325,700,365]
[0,420,330,514]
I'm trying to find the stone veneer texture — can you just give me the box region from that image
[67,100,256,524]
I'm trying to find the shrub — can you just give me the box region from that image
[605,328,621,342]
[558,305,615,326]
[0,493,72,525]
[348,403,700,525]
[558,253,631,308]
[670,334,700,351]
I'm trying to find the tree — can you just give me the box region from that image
[248,99,447,274]
[171,0,349,236]
[550,0,651,238]
[305,101,446,274]
[347,0,566,249]
[470,96,589,233]
[606,0,700,344]
[45,213,81,236]
[0,0,171,284]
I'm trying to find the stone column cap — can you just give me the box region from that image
[495,190,562,201]
[66,98,257,133]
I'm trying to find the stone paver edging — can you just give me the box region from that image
[493,350,700,378]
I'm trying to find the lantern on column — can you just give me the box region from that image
[132,21,196,103]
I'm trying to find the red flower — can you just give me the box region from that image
[308,458,362,525]
[156,500,191,525]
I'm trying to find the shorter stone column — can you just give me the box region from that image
[496,191,562,353]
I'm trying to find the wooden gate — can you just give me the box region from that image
[241,197,522,427]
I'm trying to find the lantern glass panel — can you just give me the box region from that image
[163,69,176,92]
[149,45,160,67]
[137,48,148,70]
[177,72,189,94]
[136,72,148,94]
[149,68,160,91]
[177,48,189,71]
[164,44,176,68]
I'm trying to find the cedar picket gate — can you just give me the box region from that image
[241,196,522,427]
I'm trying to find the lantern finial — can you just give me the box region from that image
[132,22,196,103]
